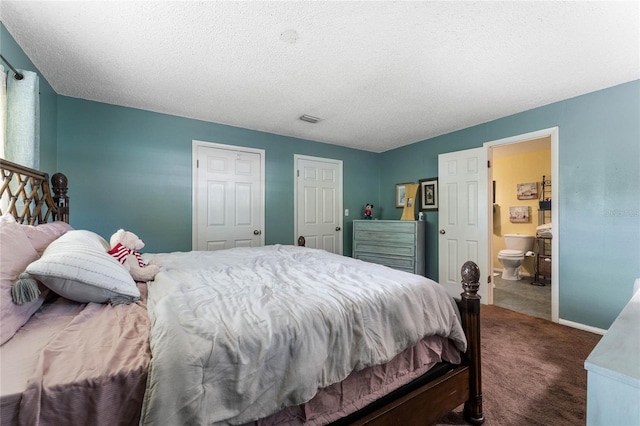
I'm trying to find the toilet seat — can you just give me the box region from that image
[498,249,524,258]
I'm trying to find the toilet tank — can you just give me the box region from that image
[504,234,534,251]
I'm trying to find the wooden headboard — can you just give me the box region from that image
[0,158,69,224]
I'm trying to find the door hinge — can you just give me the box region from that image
[487,160,491,168]
[197,159,199,168]
[297,169,300,177]
[488,275,492,284]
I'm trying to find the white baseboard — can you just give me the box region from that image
[559,318,607,335]
[493,267,605,335]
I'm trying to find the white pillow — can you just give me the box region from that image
[62,229,111,251]
[24,230,140,304]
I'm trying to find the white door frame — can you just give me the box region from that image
[293,154,343,255]
[484,127,559,322]
[192,140,266,250]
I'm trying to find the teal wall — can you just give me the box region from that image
[56,97,379,255]
[377,126,483,281]
[378,80,640,329]
[1,23,57,173]
[4,21,640,330]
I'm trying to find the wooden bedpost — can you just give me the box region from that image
[460,261,484,425]
[51,172,69,223]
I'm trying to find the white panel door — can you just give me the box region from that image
[193,142,264,251]
[438,147,490,303]
[295,155,343,254]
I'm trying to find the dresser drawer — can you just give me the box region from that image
[354,230,415,245]
[354,253,415,272]
[354,221,417,234]
[353,241,415,257]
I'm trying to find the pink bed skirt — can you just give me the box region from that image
[248,334,461,425]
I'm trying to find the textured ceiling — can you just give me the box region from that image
[1,1,638,153]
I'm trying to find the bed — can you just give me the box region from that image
[0,158,484,425]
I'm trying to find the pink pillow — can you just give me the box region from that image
[0,213,49,345]
[21,221,74,255]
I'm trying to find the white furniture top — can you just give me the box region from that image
[584,286,640,388]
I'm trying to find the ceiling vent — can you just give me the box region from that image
[299,114,322,124]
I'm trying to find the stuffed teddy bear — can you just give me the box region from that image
[108,229,159,282]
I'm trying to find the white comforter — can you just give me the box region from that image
[140,245,466,425]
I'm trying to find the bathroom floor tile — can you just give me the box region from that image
[493,274,551,320]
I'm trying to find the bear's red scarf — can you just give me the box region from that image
[108,243,145,267]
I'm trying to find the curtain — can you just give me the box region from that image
[0,65,6,214]
[4,68,40,169]
[0,65,6,160]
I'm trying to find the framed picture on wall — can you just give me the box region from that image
[517,182,538,200]
[509,206,530,223]
[395,183,411,208]
[419,178,438,211]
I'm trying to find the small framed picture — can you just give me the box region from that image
[395,183,411,208]
[517,182,538,200]
[419,178,438,211]
[509,206,530,223]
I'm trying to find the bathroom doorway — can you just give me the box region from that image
[485,128,559,322]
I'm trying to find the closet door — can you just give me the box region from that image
[193,141,265,250]
[294,155,343,255]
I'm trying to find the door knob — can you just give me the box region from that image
[439,229,446,235]
[253,230,262,235]
[335,226,341,231]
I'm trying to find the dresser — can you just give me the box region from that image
[352,220,425,275]
[584,283,640,425]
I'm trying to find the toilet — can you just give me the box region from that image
[498,234,535,280]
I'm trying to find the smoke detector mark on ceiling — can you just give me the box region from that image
[299,114,321,124]
[280,29,299,44]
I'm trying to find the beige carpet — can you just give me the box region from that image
[436,305,601,426]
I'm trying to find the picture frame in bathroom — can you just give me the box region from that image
[517,182,538,200]
[419,177,438,211]
[509,206,530,223]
